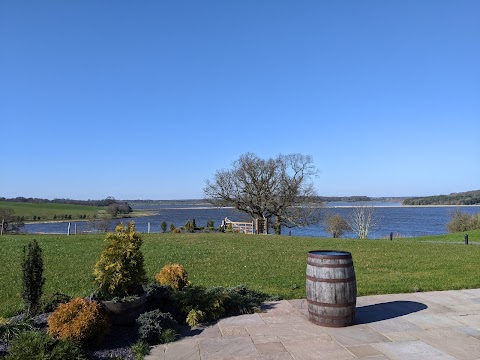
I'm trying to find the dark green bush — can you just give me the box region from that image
[160,221,167,233]
[5,330,87,360]
[174,285,277,327]
[143,283,175,313]
[22,239,45,316]
[40,293,72,313]
[136,310,178,345]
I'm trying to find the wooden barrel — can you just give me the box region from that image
[306,250,357,327]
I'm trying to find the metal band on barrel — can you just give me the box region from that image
[306,275,356,283]
[307,299,356,308]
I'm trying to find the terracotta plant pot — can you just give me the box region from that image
[102,293,147,325]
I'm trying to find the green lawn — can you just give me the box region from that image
[406,229,480,243]
[0,201,104,221]
[1,231,480,317]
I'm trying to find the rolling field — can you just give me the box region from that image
[0,201,104,221]
[1,231,479,317]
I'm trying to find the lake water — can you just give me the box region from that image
[23,202,480,239]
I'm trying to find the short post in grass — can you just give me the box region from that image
[390,232,393,241]
[464,233,468,245]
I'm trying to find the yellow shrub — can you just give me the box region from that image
[47,297,109,346]
[172,228,181,234]
[155,263,189,290]
[93,222,146,299]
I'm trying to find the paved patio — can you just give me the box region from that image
[145,289,480,360]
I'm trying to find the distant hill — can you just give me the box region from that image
[403,190,480,205]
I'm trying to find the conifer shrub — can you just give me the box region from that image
[22,239,45,316]
[169,223,175,232]
[184,220,192,232]
[155,264,189,291]
[160,221,167,233]
[6,330,87,360]
[93,222,147,299]
[47,297,109,346]
[136,310,178,345]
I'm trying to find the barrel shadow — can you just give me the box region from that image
[355,301,427,324]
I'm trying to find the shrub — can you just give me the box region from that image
[40,293,72,313]
[5,330,87,360]
[174,285,277,327]
[447,209,480,232]
[131,341,150,360]
[155,264,189,291]
[136,310,178,345]
[22,239,45,316]
[159,328,178,344]
[186,309,205,327]
[47,297,109,346]
[206,220,214,228]
[160,221,167,233]
[184,220,192,232]
[143,283,175,313]
[172,228,181,234]
[93,222,147,299]
[325,214,351,238]
[0,318,33,344]
[169,223,175,232]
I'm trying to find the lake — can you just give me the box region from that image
[23,202,480,239]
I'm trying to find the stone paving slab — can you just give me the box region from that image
[145,289,480,360]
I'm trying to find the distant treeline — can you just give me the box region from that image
[128,196,372,205]
[315,196,371,202]
[0,197,124,207]
[403,190,480,205]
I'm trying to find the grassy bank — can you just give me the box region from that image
[0,201,103,221]
[407,229,480,243]
[1,231,480,317]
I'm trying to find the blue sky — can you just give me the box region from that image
[1,1,479,200]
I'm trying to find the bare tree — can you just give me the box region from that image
[87,211,113,233]
[325,214,351,238]
[348,205,377,239]
[204,153,321,235]
[0,207,25,234]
